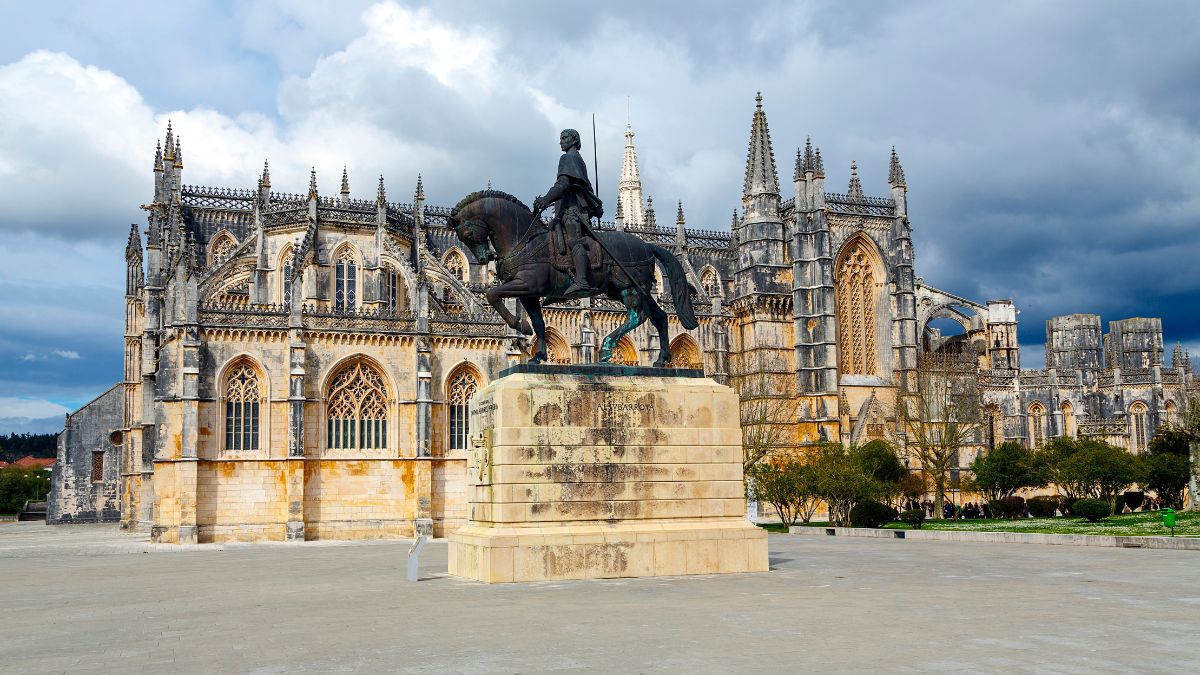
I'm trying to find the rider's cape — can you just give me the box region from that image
[555,149,604,219]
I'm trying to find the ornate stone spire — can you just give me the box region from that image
[260,159,271,189]
[742,92,780,198]
[888,146,906,188]
[153,140,163,172]
[675,201,687,250]
[613,195,625,229]
[376,174,387,206]
[618,125,645,225]
[814,148,825,178]
[126,223,142,258]
[644,195,656,227]
[847,161,863,199]
[308,168,318,200]
[803,137,816,175]
[793,148,803,182]
[340,166,350,197]
[173,138,183,168]
[414,173,424,201]
[163,121,175,161]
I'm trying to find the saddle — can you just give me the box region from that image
[548,228,603,273]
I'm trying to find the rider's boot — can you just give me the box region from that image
[564,248,595,295]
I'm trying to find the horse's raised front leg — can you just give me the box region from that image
[519,297,548,363]
[485,278,535,335]
[600,288,647,363]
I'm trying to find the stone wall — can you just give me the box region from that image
[48,384,123,523]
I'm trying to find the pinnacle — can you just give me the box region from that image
[814,148,825,178]
[260,159,271,188]
[173,138,183,168]
[676,200,685,226]
[414,173,424,201]
[847,161,863,199]
[794,147,803,181]
[308,167,318,200]
[888,146,906,187]
[153,140,163,172]
[377,174,387,205]
[743,92,780,198]
[645,195,656,227]
[340,166,350,195]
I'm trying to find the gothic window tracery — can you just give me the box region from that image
[224,364,261,452]
[835,238,879,376]
[335,246,358,311]
[447,368,479,453]
[612,337,639,367]
[1028,402,1046,448]
[700,268,721,299]
[210,233,237,266]
[326,361,388,451]
[445,251,466,282]
[665,335,702,369]
[1130,402,1148,453]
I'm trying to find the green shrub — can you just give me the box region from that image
[1026,495,1060,518]
[1072,498,1110,522]
[898,508,926,529]
[990,496,1025,519]
[849,500,897,528]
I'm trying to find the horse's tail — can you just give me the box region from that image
[650,244,699,330]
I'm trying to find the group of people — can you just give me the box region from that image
[905,499,994,520]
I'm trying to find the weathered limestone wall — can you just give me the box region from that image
[48,384,124,523]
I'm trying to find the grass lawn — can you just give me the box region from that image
[773,510,1198,537]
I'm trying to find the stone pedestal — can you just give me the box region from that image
[448,365,768,583]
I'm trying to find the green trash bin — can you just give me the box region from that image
[1162,508,1176,536]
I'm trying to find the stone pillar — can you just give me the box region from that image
[286,327,307,540]
[415,337,432,458]
[178,327,201,544]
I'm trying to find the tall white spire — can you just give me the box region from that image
[617,125,645,227]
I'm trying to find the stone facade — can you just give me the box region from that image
[48,384,123,523]
[48,94,1198,542]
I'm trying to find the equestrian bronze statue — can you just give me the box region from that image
[447,131,698,367]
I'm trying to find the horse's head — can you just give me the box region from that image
[448,214,495,265]
[448,189,532,266]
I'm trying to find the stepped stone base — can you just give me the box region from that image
[448,369,768,583]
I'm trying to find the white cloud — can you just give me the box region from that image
[0,397,70,419]
[52,350,80,360]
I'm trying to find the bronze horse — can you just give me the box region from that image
[447,190,698,367]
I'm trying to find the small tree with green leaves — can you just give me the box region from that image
[1144,429,1192,509]
[967,441,1049,503]
[1047,438,1143,515]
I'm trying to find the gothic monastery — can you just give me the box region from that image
[49,94,1197,541]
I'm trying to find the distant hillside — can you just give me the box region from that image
[0,432,59,461]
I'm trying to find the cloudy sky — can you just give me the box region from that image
[1,0,1197,432]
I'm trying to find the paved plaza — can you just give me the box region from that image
[2,522,1198,673]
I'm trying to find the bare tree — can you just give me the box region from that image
[732,361,798,475]
[891,352,982,519]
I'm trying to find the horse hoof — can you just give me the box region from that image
[517,320,533,336]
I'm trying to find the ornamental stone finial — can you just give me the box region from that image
[376,174,387,206]
[340,166,350,195]
[153,140,163,172]
[847,160,863,199]
[308,167,318,200]
[414,173,424,201]
[260,159,271,189]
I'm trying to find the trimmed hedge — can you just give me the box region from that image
[1072,498,1111,522]
[990,496,1025,519]
[1027,495,1060,518]
[849,500,898,528]
[898,508,926,529]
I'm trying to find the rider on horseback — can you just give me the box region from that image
[532,129,604,296]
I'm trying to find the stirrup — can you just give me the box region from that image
[565,280,594,295]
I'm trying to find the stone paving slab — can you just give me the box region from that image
[2,521,1198,673]
[791,525,1200,549]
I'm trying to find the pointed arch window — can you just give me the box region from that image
[1165,400,1178,426]
[326,361,388,451]
[210,233,237,266]
[384,265,401,311]
[445,251,467,282]
[1028,403,1046,448]
[224,364,261,451]
[835,238,879,376]
[335,247,358,311]
[447,368,480,452]
[701,268,721,299]
[280,247,295,307]
[1061,401,1075,438]
[666,335,702,370]
[1130,402,1148,453]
